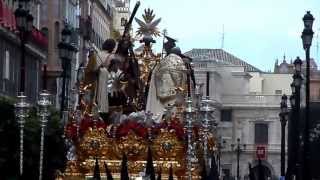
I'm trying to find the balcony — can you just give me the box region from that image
[221,94,282,108]
[222,144,282,154]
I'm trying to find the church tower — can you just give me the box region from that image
[112,0,131,35]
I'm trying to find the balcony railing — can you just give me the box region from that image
[221,94,282,107]
[222,144,283,153]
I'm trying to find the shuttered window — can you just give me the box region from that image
[255,123,268,144]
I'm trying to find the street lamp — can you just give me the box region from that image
[279,94,289,177]
[58,24,77,122]
[286,57,304,180]
[14,0,33,176]
[231,138,246,180]
[301,11,314,180]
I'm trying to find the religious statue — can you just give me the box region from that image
[96,39,117,114]
[146,37,188,121]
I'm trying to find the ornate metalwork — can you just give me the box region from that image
[200,96,215,167]
[135,8,161,37]
[184,97,195,180]
[37,90,52,180]
[14,92,30,176]
[63,7,220,179]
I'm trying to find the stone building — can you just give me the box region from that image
[274,56,320,101]
[112,0,130,34]
[185,49,292,179]
[38,0,131,109]
[0,0,47,102]
[78,0,130,53]
[39,0,80,108]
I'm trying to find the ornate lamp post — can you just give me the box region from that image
[301,11,314,180]
[14,0,33,176]
[286,57,303,180]
[37,90,51,180]
[184,97,195,180]
[200,96,215,168]
[14,93,30,176]
[58,24,77,123]
[279,94,289,177]
[231,138,246,180]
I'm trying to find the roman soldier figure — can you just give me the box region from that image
[146,36,188,121]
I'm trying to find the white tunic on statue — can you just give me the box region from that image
[146,53,187,121]
[96,51,114,113]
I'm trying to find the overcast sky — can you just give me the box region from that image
[130,0,320,71]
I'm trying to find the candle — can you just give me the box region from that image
[206,72,210,97]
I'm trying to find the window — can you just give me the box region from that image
[54,22,60,48]
[222,169,231,177]
[3,50,10,80]
[221,109,232,122]
[275,90,282,95]
[254,123,268,144]
[121,18,127,26]
[221,164,232,179]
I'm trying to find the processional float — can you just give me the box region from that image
[63,2,218,179]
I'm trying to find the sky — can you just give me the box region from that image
[129,0,320,72]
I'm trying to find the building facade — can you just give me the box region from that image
[39,0,80,108]
[0,0,47,102]
[274,56,320,101]
[112,0,130,34]
[185,49,292,179]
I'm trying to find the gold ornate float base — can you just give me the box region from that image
[63,127,208,179]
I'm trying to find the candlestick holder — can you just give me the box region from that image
[37,90,52,180]
[200,96,215,167]
[184,97,195,180]
[194,83,204,110]
[14,92,30,176]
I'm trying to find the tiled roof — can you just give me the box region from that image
[184,49,261,72]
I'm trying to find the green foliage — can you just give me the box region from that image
[0,97,67,180]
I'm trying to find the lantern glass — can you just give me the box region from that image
[67,48,73,60]
[61,27,72,44]
[293,57,302,73]
[26,12,34,32]
[62,33,70,43]
[281,95,287,104]
[15,6,27,30]
[58,44,68,59]
[293,74,302,87]
[303,11,315,29]
[290,96,295,107]
[291,83,296,94]
[281,105,287,114]
[304,19,314,29]
[302,31,313,49]
[16,15,24,29]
